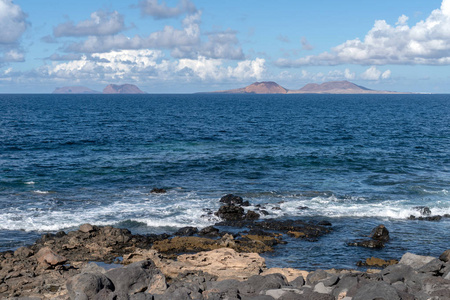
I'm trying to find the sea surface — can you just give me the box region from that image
[0,93,449,270]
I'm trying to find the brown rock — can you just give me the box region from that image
[287,231,306,238]
[79,223,95,233]
[14,246,34,258]
[358,257,398,267]
[439,249,450,262]
[35,247,67,266]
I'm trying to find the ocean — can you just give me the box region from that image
[0,93,449,270]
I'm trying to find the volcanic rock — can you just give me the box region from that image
[35,247,67,266]
[215,204,245,221]
[369,224,390,242]
[220,194,244,205]
[439,249,450,262]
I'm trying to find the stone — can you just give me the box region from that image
[79,223,95,233]
[151,188,166,193]
[357,257,398,267]
[220,194,244,205]
[245,210,260,220]
[198,226,220,237]
[314,282,333,294]
[352,281,400,300]
[215,204,245,221]
[413,206,432,215]
[106,260,162,295]
[381,264,415,284]
[238,273,288,295]
[307,270,328,285]
[289,275,306,288]
[347,239,385,248]
[66,272,114,299]
[418,258,443,274]
[369,224,390,242]
[261,268,308,283]
[322,274,339,287]
[35,247,67,266]
[14,246,34,258]
[439,249,450,262]
[399,252,436,269]
[174,226,198,236]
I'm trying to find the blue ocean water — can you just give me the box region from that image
[0,93,449,270]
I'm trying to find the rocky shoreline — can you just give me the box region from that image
[1,194,449,299]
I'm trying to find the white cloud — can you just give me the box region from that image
[65,12,201,53]
[2,49,24,62]
[360,66,391,80]
[53,10,125,37]
[138,0,197,19]
[276,0,450,66]
[0,0,28,44]
[344,68,355,80]
[301,37,313,51]
[40,49,265,84]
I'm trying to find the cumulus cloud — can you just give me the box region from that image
[64,11,201,53]
[0,0,28,44]
[276,0,450,66]
[138,0,197,19]
[360,66,391,80]
[38,49,265,84]
[53,10,125,37]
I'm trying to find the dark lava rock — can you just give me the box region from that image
[352,281,401,300]
[317,220,332,226]
[151,188,166,194]
[198,226,220,237]
[259,209,269,216]
[413,206,432,215]
[370,224,390,242]
[220,194,244,205]
[106,260,162,295]
[174,226,198,236]
[66,272,115,299]
[251,219,331,241]
[245,210,260,220]
[215,204,245,221]
[347,239,385,248]
[408,215,442,221]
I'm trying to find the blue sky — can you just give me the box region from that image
[1,0,449,93]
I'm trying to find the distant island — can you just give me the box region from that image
[52,84,145,94]
[208,81,405,94]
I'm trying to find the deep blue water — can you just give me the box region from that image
[0,94,449,270]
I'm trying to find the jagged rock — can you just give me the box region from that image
[418,258,443,274]
[35,247,67,266]
[245,210,260,220]
[198,225,220,237]
[399,252,436,269]
[220,194,244,205]
[238,273,288,295]
[174,226,198,236]
[381,264,416,284]
[215,204,245,221]
[370,224,390,242]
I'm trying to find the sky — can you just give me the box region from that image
[1,0,450,93]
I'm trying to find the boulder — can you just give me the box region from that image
[261,268,308,283]
[413,206,432,215]
[106,260,162,295]
[174,226,198,236]
[357,257,398,267]
[198,226,220,237]
[418,258,444,274]
[370,224,390,242]
[399,252,436,269]
[66,272,114,299]
[352,281,400,300]
[35,247,67,266]
[14,246,34,259]
[79,223,96,233]
[238,273,288,295]
[220,194,244,205]
[245,210,260,220]
[307,270,328,285]
[439,249,450,262]
[215,204,245,221]
[381,264,416,284]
